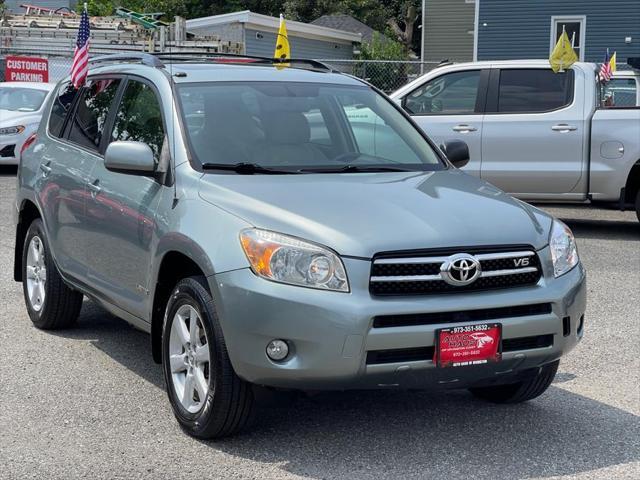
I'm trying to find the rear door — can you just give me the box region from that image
[481,67,586,197]
[399,68,488,177]
[37,80,88,281]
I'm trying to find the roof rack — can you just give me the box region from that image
[150,52,336,72]
[87,52,338,73]
[89,53,165,68]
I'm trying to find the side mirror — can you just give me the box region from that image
[441,140,470,168]
[104,141,156,174]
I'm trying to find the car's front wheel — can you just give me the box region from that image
[22,219,83,329]
[469,360,559,403]
[162,276,255,438]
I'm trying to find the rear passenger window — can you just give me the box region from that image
[49,82,78,138]
[497,69,573,113]
[601,78,638,108]
[110,80,165,161]
[404,70,481,115]
[68,78,121,151]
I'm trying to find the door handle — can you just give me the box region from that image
[551,124,577,132]
[88,180,102,197]
[452,124,478,133]
[39,162,51,177]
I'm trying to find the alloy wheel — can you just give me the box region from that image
[168,304,211,413]
[25,236,47,312]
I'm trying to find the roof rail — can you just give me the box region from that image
[88,53,165,68]
[86,52,337,73]
[149,51,336,72]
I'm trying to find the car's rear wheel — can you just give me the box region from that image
[635,189,640,223]
[162,276,255,438]
[22,219,83,329]
[469,360,559,404]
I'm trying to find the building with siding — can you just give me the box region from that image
[421,0,476,63]
[311,14,390,45]
[185,11,361,60]
[475,0,640,64]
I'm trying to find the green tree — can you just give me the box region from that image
[357,32,409,92]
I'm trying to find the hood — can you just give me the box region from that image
[198,170,553,258]
[0,110,41,128]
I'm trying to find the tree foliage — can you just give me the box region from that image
[357,32,409,91]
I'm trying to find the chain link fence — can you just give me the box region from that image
[0,49,437,91]
[320,60,440,93]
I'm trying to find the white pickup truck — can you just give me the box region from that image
[390,60,640,221]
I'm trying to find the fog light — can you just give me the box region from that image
[266,339,289,361]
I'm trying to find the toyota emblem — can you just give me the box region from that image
[441,253,481,286]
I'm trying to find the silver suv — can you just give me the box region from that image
[14,53,586,438]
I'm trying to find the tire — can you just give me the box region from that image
[162,276,255,439]
[22,219,83,330]
[635,189,640,223]
[469,360,559,404]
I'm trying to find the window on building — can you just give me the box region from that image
[601,78,638,108]
[551,16,585,61]
[404,70,481,115]
[68,79,121,151]
[496,69,574,113]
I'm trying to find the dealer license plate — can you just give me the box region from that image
[435,323,502,368]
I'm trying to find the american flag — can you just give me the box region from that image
[71,7,90,89]
[599,50,612,82]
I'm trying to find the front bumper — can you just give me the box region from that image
[211,246,586,390]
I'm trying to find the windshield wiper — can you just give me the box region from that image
[201,162,298,175]
[299,165,414,174]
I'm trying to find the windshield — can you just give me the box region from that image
[177,82,443,172]
[0,87,48,112]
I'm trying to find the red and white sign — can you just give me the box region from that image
[5,56,49,82]
[435,323,502,368]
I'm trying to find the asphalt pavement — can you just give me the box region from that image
[0,165,638,480]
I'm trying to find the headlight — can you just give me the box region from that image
[549,220,579,277]
[240,229,349,292]
[0,125,25,136]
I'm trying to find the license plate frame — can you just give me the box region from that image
[434,323,502,368]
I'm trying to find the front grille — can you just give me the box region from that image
[502,334,553,352]
[366,347,434,365]
[373,303,552,328]
[370,246,542,296]
[0,145,15,158]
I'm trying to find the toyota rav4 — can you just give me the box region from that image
[14,53,586,438]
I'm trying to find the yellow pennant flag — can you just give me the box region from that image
[609,51,617,74]
[274,14,291,65]
[549,31,578,73]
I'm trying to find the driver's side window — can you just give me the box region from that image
[404,70,481,115]
[110,80,165,162]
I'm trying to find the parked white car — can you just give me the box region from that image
[391,61,640,221]
[0,82,55,165]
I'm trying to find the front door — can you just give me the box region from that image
[480,67,586,197]
[400,68,487,177]
[84,78,167,319]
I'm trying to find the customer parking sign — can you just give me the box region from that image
[5,56,49,82]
